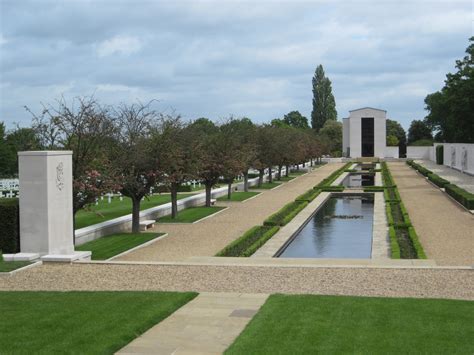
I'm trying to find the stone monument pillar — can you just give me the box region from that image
[16,151,90,261]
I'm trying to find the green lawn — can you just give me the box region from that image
[277,175,297,182]
[158,206,226,223]
[75,194,192,229]
[0,260,31,273]
[226,294,474,354]
[250,182,281,190]
[0,291,197,354]
[75,233,164,260]
[217,191,260,202]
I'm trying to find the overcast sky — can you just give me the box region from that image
[1,0,472,130]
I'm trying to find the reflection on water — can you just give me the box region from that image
[342,173,375,187]
[278,195,374,259]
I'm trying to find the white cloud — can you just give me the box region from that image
[96,35,142,57]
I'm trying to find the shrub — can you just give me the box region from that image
[410,139,433,146]
[416,165,432,177]
[445,184,474,210]
[386,204,394,226]
[264,201,308,226]
[408,227,426,259]
[216,225,279,257]
[427,173,449,188]
[295,189,321,202]
[436,145,444,165]
[0,198,20,254]
[318,186,345,192]
[363,187,384,192]
[315,163,352,187]
[389,226,400,259]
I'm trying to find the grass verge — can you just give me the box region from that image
[225,294,474,354]
[0,260,31,273]
[75,233,164,260]
[0,291,197,354]
[158,206,226,223]
[75,193,193,229]
[250,182,281,190]
[217,191,260,202]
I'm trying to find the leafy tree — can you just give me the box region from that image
[319,120,342,156]
[311,65,337,131]
[425,37,474,143]
[386,119,406,156]
[254,125,279,186]
[283,111,309,129]
[110,101,160,233]
[270,118,288,128]
[407,119,432,144]
[386,135,399,146]
[0,123,16,177]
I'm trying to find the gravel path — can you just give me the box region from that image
[116,163,343,262]
[389,162,474,266]
[1,263,472,300]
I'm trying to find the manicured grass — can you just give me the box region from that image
[250,182,281,190]
[0,291,197,354]
[75,233,164,260]
[226,294,474,354]
[217,191,260,202]
[277,175,296,182]
[158,206,226,223]
[75,193,193,229]
[0,260,31,272]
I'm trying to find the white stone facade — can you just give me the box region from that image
[342,107,388,158]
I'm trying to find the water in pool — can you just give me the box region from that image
[278,195,374,258]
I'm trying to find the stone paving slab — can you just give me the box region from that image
[117,292,269,355]
[389,162,474,266]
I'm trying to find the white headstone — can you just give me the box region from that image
[18,151,90,260]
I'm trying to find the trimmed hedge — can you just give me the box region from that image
[264,201,308,227]
[428,173,449,188]
[0,198,20,253]
[408,227,426,259]
[363,186,385,192]
[436,145,444,165]
[445,184,474,210]
[216,225,280,257]
[315,163,352,187]
[318,186,345,192]
[295,189,321,202]
[389,226,401,259]
[407,160,432,177]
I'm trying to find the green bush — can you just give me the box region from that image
[428,173,449,188]
[386,204,394,226]
[410,139,433,146]
[363,187,385,192]
[295,189,321,202]
[216,225,279,257]
[315,163,352,187]
[436,145,444,165]
[416,165,432,177]
[445,184,474,210]
[408,227,426,259]
[0,199,20,253]
[318,186,345,192]
[264,201,308,226]
[389,226,400,259]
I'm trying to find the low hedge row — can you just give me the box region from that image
[407,160,432,177]
[264,201,308,226]
[427,173,449,188]
[382,164,426,259]
[445,184,474,210]
[316,163,352,187]
[216,225,280,257]
[0,198,20,254]
[363,186,385,192]
[295,189,321,202]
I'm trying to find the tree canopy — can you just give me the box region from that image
[283,111,309,129]
[424,36,474,143]
[407,119,433,145]
[311,65,337,131]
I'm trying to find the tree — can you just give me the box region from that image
[386,135,399,146]
[407,119,433,145]
[4,126,42,176]
[254,125,279,185]
[283,111,309,129]
[29,96,116,224]
[386,119,406,156]
[425,37,474,143]
[110,101,160,233]
[151,114,196,219]
[311,65,337,131]
[0,123,16,177]
[319,120,342,156]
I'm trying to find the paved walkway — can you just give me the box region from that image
[416,159,474,193]
[1,263,472,300]
[117,292,268,354]
[116,163,343,262]
[389,162,474,266]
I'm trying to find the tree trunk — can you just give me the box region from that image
[227,181,232,199]
[278,165,282,180]
[171,183,178,218]
[72,211,77,246]
[258,169,264,187]
[310,158,313,167]
[243,171,249,192]
[268,166,273,183]
[285,165,289,177]
[303,162,305,167]
[131,197,141,233]
[205,184,212,207]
